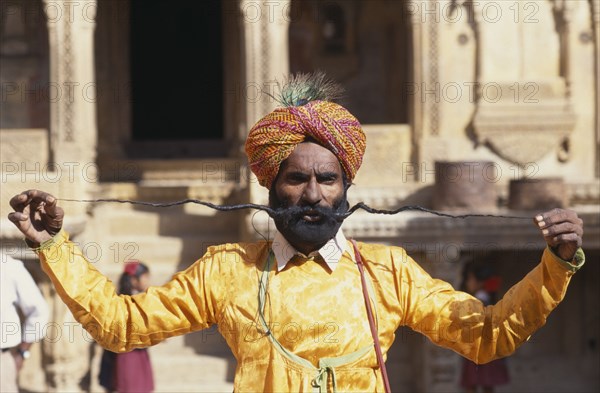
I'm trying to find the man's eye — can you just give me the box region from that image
[318,174,338,183]
[288,174,308,183]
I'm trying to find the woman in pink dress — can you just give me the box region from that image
[460,263,510,393]
[99,261,154,393]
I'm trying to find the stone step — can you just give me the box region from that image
[150,350,233,379]
[105,209,239,237]
[90,344,236,393]
[154,381,234,393]
[150,351,235,391]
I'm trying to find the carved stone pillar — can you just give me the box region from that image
[239,0,289,127]
[37,5,90,230]
[240,0,290,240]
[44,0,98,204]
[407,0,424,180]
[410,0,478,182]
[41,1,98,391]
[417,0,447,174]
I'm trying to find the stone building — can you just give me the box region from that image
[1,0,598,392]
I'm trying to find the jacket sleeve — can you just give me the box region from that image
[396,246,584,364]
[13,259,50,343]
[35,230,231,352]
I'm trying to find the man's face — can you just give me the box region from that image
[270,141,347,254]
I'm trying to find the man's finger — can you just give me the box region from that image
[8,212,29,222]
[9,190,52,211]
[26,189,55,206]
[43,204,64,234]
[9,193,29,212]
[536,209,579,228]
[548,233,582,248]
[7,212,33,236]
[44,195,58,218]
[541,222,583,238]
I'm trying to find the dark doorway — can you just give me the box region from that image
[130,0,223,141]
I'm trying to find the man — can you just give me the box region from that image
[1,251,49,393]
[8,77,584,392]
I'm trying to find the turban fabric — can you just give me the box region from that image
[245,100,366,189]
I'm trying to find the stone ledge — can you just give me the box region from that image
[98,158,247,183]
[349,181,600,209]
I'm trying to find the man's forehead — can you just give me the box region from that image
[281,160,342,174]
[280,143,343,174]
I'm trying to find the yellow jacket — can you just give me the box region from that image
[36,230,583,392]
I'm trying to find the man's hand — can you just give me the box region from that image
[535,209,583,261]
[8,190,64,245]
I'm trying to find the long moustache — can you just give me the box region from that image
[57,198,531,221]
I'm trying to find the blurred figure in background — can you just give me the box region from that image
[460,262,510,393]
[1,251,49,393]
[99,261,154,393]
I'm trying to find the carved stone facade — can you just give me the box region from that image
[471,1,577,167]
[1,1,599,392]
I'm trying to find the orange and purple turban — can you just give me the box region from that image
[245,100,366,189]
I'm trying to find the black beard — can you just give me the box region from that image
[270,195,348,253]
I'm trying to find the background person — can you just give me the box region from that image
[1,251,49,393]
[460,263,510,393]
[98,261,154,393]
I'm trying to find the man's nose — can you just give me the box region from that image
[301,178,322,206]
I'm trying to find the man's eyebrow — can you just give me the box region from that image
[285,170,310,178]
[316,171,339,179]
